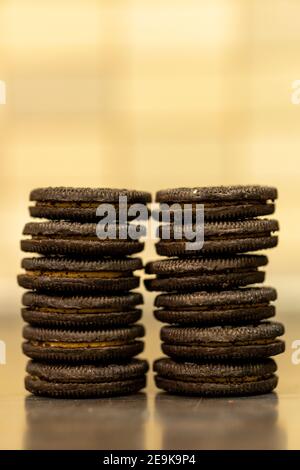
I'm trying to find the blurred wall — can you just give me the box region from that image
[0,0,299,309]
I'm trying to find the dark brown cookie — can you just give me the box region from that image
[155,186,276,220]
[25,359,149,398]
[154,287,276,325]
[22,291,143,328]
[21,222,144,257]
[146,272,265,292]
[18,257,142,294]
[160,321,285,360]
[154,357,278,396]
[23,324,145,363]
[156,186,277,203]
[145,255,267,291]
[29,187,151,221]
[156,219,279,256]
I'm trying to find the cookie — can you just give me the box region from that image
[155,185,277,220]
[23,324,145,362]
[18,257,142,294]
[25,359,148,398]
[145,255,267,291]
[154,357,278,396]
[154,287,276,325]
[156,219,279,256]
[160,321,285,360]
[21,222,144,257]
[22,291,143,327]
[29,187,152,221]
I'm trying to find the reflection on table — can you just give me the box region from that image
[24,393,148,450]
[155,393,286,450]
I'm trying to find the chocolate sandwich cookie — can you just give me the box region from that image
[154,287,276,325]
[160,321,284,360]
[145,255,267,292]
[155,185,277,220]
[18,257,142,294]
[25,359,148,398]
[21,222,144,257]
[23,324,145,362]
[154,357,278,396]
[29,187,151,221]
[156,219,279,256]
[22,291,143,327]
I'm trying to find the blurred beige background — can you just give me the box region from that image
[0,0,299,313]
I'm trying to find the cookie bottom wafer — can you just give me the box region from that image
[155,375,277,397]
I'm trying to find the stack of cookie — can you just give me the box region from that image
[18,187,151,398]
[146,186,285,397]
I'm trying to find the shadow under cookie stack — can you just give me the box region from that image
[146,186,285,397]
[18,187,151,398]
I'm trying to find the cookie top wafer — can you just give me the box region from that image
[155,287,277,309]
[145,255,268,276]
[21,256,143,272]
[145,255,268,275]
[154,357,277,380]
[23,324,145,343]
[161,322,284,344]
[156,186,277,203]
[22,221,144,238]
[30,187,152,203]
[27,359,149,383]
[22,291,143,310]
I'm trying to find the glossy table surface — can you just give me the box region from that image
[0,292,299,450]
